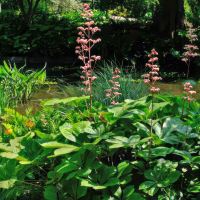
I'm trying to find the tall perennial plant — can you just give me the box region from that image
[143,48,162,94]
[75,3,101,109]
[182,24,199,78]
[105,67,122,105]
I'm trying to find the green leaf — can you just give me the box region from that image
[139,181,155,190]
[117,161,132,178]
[123,186,135,198]
[187,182,200,193]
[192,156,200,164]
[0,179,16,189]
[50,146,80,157]
[81,179,106,190]
[139,181,158,196]
[73,121,95,134]
[43,96,89,106]
[160,171,181,187]
[0,152,18,159]
[59,123,75,142]
[41,141,75,149]
[56,162,78,175]
[81,178,119,190]
[44,185,57,200]
[59,121,95,142]
[151,147,175,157]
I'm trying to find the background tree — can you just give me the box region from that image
[17,0,41,28]
[154,0,185,38]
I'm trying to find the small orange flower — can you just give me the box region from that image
[25,120,35,129]
[5,129,13,135]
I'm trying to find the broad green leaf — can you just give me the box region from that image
[159,171,181,187]
[81,179,106,190]
[44,185,57,200]
[151,147,175,157]
[41,141,74,148]
[139,181,158,196]
[0,152,18,159]
[56,162,78,174]
[123,186,135,198]
[187,182,200,193]
[0,179,16,189]
[81,178,119,190]
[192,156,200,164]
[51,146,80,157]
[43,96,89,106]
[59,123,75,142]
[138,147,175,160]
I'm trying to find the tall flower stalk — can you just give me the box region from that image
[143,49,162,94]
[143,49,162,158]
[182,82,197,116]
[182,23,199,78]
[143,48,162,117]
[75,3,101,109]
[105,67,122,105]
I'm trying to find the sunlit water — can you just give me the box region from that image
[16,81,200,114]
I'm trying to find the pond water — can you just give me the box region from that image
[158,81,200,99]
[16,80,200,114]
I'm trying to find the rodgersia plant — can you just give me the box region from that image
[75,3,101,109]
[105,67,121,105]
[183,82,197,102]
[143,49,162,94]
[181,82,197,116]
[182,23,199,78]
[143,49,162,154]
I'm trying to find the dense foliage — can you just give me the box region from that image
[0,94,199,199]
[0,61,46,114]
[0,1,199,200]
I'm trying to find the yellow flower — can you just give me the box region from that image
[5,129,13,135]
[25,120,35,129]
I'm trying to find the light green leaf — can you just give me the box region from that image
[41,141,74,148]
[43,96,89,106]
[52,146,79,157]
[0,179,16,189]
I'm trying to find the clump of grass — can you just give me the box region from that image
[92,61,148,105]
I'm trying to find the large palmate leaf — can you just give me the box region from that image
[138,147,175,160]
[139,160,181,196]
[106,135,141,149]
[154,117,193,144]
[59,121,95,142]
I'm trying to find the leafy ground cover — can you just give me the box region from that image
[0,94,199,199]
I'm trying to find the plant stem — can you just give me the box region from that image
[186,60,190,79]
[181,100,185,117]
[148,93,154,160]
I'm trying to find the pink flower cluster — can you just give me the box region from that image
[143,49,162,93]
[75,3,101,94]
[105,68,122,105]
[183,82,197,102]
[182,24,199,78]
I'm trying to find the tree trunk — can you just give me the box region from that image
[154,0,184,38]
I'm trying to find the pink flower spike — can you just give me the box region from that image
[183,82,197,102]
[105,67,121,104]
[142,48,162,94]
[75,3,101,108]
